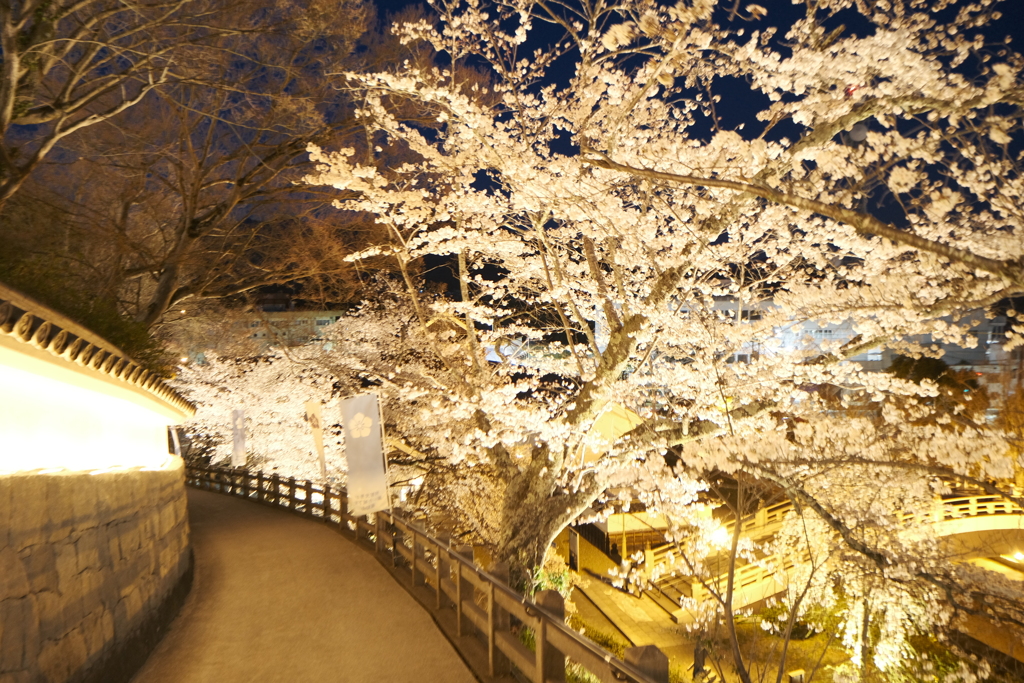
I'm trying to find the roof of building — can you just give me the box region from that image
[0,283,195,419]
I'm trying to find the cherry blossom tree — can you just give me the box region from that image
[174,349,349,481]
[173,303,449,495]
[303,1,1024,679]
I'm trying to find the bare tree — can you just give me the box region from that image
[2,0,388,327]
[0,0,239,205]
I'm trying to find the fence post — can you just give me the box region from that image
[487,561,511,677]
[455,546,472,637]
[256,471,264,502]
[288,477,296,510]
[304,480,313,517]
[339,495,349,535]
[624,645,669,683]
[375,513,386,554]
[535,590,566,683]
[435,534,451,610]
[411,530,426,587]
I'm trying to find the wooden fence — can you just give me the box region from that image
[185,464,663,683]
[648,494,1024,573]
[649,493,1024,616]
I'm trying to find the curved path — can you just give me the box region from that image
[131,488,476,683]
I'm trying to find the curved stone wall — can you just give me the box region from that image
[0,461,192,683]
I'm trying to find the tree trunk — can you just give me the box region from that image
[492,465,604,590]
[137,232,195,327]
[494,506,565,591]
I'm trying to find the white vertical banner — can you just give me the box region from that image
[169,427,182,458]
[305,400,327,480]
[230,408,246,467]
[340,392,390,515]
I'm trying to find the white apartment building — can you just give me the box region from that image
[245,310,346,349]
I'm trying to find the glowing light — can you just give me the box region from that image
[180,357,189,363]
[1015,552,1024,562]
[0,349,180,473]
[141,456,176,471]
[578,403,644,464]
[711,526,731,548]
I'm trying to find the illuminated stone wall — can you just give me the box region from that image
[0,460,191,683]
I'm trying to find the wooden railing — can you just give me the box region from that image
[688,554,804,607]
[185,464,661,683]
[936,495,1023,521]
[649,494,1024,572]
[650,494,1024,615]
[646,499,793,570]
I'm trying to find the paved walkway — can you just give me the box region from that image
[131,489,476,683]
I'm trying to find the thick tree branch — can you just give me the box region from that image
[583,151,1024,289]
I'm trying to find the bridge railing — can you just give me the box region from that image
[185,464,662,683]
[646,500,793,571]
[936,495,1023,521]
[649,493,1024,574]
[655,493,1024,613]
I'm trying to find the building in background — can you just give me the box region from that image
[168,294,351,360]
[245,309,346,349]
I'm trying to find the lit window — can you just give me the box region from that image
[988,324,1006,344]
